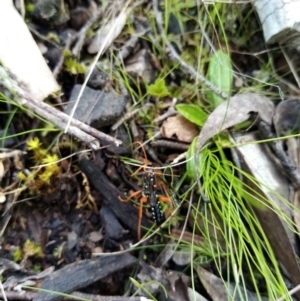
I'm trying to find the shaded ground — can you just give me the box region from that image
[1,1,300,301]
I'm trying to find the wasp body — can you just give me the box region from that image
[142,167,177,224]
[119,143,178,240]
[142,168,164,224]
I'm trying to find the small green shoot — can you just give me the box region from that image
[63,50,86,75]
[147,78,170,98]
[23,239,43,258]
[45,32,60,44]
[12,247,23,262]
[13,239,44,263]
[26,3,34,13]
[206,50,232,108]
[18,137,61,194]
[176,104,208,126]
[64,58,86,75]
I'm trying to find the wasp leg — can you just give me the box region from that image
[158,195,174,220]
[118,191,148,240]
[118,190,142,202]
[158,196,172,203]
[118,190,143,240]
[137,196,148,240]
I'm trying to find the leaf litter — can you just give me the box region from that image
[1,1,300,301]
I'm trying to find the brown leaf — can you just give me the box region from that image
[161,115,198,143]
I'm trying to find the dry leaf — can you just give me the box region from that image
[197,266,269,301]
[195,93,275,154]
[172,248,194,266]
[161,115,198,143]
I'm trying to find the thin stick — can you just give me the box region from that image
[153,98,177,123]
[18,88,121,146]
[65,3,131,133]
[19,97,100,150]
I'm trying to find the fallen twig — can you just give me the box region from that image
[0,72,122,148]
[150,140,189,151]
[21,98,100,149]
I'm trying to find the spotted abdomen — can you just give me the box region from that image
[151,202,164,224]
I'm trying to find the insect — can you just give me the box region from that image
[119,146,177,240]
[143,168,164,224]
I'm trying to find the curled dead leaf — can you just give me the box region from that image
[161,115,198,143]
[195,93,275,154]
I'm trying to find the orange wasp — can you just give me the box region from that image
[119,144,178,240]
